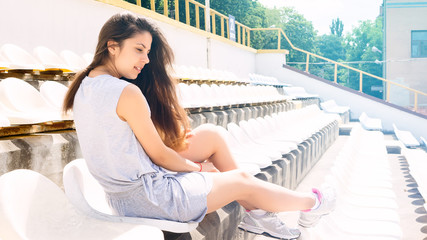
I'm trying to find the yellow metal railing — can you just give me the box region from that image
[251,28,427,112]
[133,0,250,47]
[130,0,426,112]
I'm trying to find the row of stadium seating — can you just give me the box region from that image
[304,124,403,239]
[0,78,70,127]
[0,44,286,86]
[0,44,303,90]
[0,44,91,73]
[2,76,425,238]
[0,60,423,239]
[0,77,320,128]
[401,147,427,215]
[177,82,290,110]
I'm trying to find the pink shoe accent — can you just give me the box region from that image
[301,188,322,212]
[312,188,323,203]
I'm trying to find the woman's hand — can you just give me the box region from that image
[199,162,219,172]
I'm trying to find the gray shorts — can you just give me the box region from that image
[106,171,213,222]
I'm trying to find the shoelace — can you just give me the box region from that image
[265,212,286,228]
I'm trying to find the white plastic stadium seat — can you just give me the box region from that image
[392,124,420,148]
[0,114,10,127]
[282,86,319,99]
[0,44,44,70]
[227,122,283,160]
[0,169,164,240]
[176,83,196,109]
[188,83,211,108]
[33,46,72,72]
[82,52,94,65]
[61,50,87,72]
[402,148,427,212]
[63,159,198,233]
[40,81,69,111]
[308,125,402,239]
[359,112,382,131]
[0,78,64,124]
[320,100,350,114]
[0,54,10,70]
[214,125,272,169]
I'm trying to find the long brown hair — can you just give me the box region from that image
[63,12,189,151]
[129,19,189,152]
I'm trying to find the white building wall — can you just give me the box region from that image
[385,0,427,107]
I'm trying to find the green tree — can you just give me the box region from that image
[310,34,346,81]
[316,34,345,61]
[330,18,344,37]
[308,18,346,82]
[344,16,383,98]
[261,7,317,68]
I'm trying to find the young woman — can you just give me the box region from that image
[64,12,335,239]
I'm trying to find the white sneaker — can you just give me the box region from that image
[238,209,301,239]
[298,186,336,228]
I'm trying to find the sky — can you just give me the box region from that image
[258,0,383,35]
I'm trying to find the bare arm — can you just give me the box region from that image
[116,84,209,172]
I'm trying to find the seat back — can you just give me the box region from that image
[82,52,94,65]
[0,169,70,239]
[393,124,420,147]
[33,46,71,71]
[63,159,198,233]
[188,84,208,107]
[320,100,334,110]
[60,50,87,72]
[0,113,10,127]
[227,122,253,145]
[0,77,51,112]
[63,159,114,217]
[0,44,44,70]
[392,123,399,134]
[40,81,69,110]
[359,112,368,122]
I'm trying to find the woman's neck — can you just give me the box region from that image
[89,63,120,78]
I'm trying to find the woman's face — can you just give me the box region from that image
[109,31,152,79]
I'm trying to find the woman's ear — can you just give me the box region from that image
[107,40,119,56]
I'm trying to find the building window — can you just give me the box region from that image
[411,30,427,58]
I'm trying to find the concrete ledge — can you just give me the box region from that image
[0,132,82,186]
[339,124,353,135]
[385,140,402,154]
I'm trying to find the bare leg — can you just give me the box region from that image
[179,124,237,171]
[206,170,316,213]
[178,124,255,209]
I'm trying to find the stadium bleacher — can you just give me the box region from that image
[0,23,426,240]
[392,124,420,148]
[0,44,340,238]
[358,112,383,131]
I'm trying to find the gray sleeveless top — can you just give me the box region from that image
[73,74,159,194]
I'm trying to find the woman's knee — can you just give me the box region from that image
[193,123,219,136]
[230,170,255,198]
[193,124,224,144]
[233,169,253,183]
